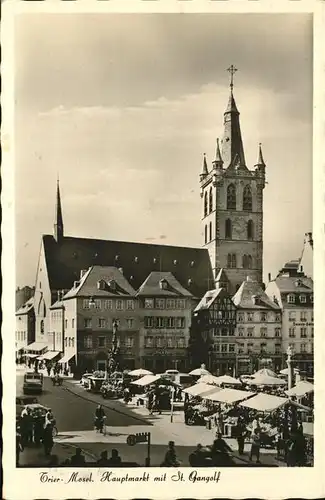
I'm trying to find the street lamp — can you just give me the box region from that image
[108,319,120,374]
[286,345,294,390]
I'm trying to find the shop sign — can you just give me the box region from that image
[293,322,313,327]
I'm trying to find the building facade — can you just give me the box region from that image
[15,298,35,358]
[49,291,65,355]
[232,277,282,375]
[16,286,35,312]
[265,261,314,376]
[193,284,237,375]
[63,266,140,373]
[199,72,266,294]
[137,272,193,373]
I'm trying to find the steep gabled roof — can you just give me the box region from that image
[273,276,313,293]
[137,271,192,297]
[63,266,136,299]
[194,287,228,312]
[42,234,213,299]
[16,297,34,315]
[232,278,280,310]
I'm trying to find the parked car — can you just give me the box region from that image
[16,396,39,416]
[23,372,43,394]
[80,373,93,387]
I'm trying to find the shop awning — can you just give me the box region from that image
[246,374,287,386]
[285,381,314,397]
[238,393,289,412]
[131,374,161,386]
[58,353,75,364]
[25,342,48,352]
[38,351,61,361]
[204,388,256,404]
[183,383,221,397]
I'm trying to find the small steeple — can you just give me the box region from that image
[212,139,223,169]
[54,176,64,243]
[201,153,209,176]
[255,143,266,166]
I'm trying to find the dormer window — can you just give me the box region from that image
[134,256,138,263]
[115,255,119,261]
[108,280,116,291]
[153,258,157,264]
[187,278,193,286]
[295,279,302,287]
[287,294,295,304]
[190,261,195,267]
[159,279,168,290]
[299,294,306,303]
[173,259,178,265]
[97,280,106,291]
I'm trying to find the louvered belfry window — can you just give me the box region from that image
[227,184,236,210]
[243,185,253,211]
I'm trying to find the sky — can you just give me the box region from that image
[15,13,313,287]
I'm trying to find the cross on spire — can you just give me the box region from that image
[227,65,238,91]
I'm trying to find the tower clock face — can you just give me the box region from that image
[232,216,246,238]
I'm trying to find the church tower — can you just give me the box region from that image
[200,66,266,294]
[54,178,64,243]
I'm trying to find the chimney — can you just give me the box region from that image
[268,273,271,282]
[57,291,61,301]
[73,280,79,288]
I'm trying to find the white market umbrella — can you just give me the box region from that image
[189,367,211,376]
[198,374,220,385]
[247,374,287,386]
[279,368,300,376]
[253,368,278,378]
[285,381,314,397]
[214,374,242,386]
[128,368,153,377]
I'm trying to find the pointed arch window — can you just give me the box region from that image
[209,222,212,241]
[247,220,254,240]
[204,191,208,217]
[243,185,252,211]
[225,219,232,239]
[204,225,208,244]
[227,184,236,210]
[247,255,253,269]
[242,255,247,268]
[40,320,44,334]
[209,187,213,213]
[231,254,237,268]
[227,254,232,268]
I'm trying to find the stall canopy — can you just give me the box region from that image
[253,368,278,378]
[214,375,242,386]
[239,393,289,412]
[131,374,161,386]
[204,388,255,404]
[189,367,211,376]
[280,368,300,376]
[128,368,153,377]
[25,342,48,352]
[183,382,219,397]
[58,353,75,364]
[246,374,286,386]
[285,381,314,397]
[198,374,220,385]
[25,353,39,358]
[38,351,60,361]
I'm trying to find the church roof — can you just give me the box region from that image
[222,90,246,169]
[137,271,193,297]
[232,278,280,310]
[43,234,213,299]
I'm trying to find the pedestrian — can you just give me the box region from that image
[189,444,204,466]
[107,449,122,466]
[97,450,110,466]
[161,441,179,467]
[47,364,51,377]
[235,417,246,455]
[70,447,86,466]
[43,424,54,456]
[249,429,261,463]
[33,410,44,447]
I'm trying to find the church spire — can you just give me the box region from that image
[212,138,223,169]
[221,66,246,169]
[201,153,208,176]
[255,143,266,166]
[54,176,64,243]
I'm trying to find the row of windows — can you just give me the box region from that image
[288,343,313,354]
[287,294,313,304]
[64,337,75,348]
[144,298,186,310]
[237,327,281,337]
[144,336,186,348]
[237,343,282,355]
[203,184,253,216]
[144,316,186,329]
[51,311,63,321]
[211,343,236,353]
[288,327,314,338]
[81,317,135,329]
[237,312,282,322]
[83,299,135,311]
[83,335,135,349]
[16,331,27,341]
[288,311,314,321]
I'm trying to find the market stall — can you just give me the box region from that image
[213,375,242,386]
[183,382,219,398]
